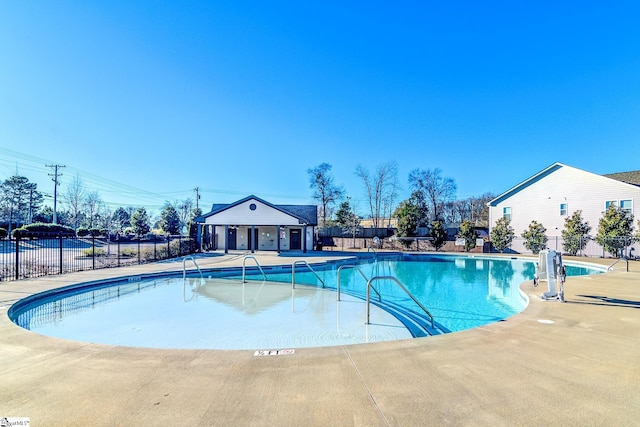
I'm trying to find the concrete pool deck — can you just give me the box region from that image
[0,251,639,426]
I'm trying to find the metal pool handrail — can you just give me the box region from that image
[182,255,204,282]
[336,264,381,302]
[608,257,629,272]
[242,255,267,283]
[291,260,325,289]
[365,275,434,329]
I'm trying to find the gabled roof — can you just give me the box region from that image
[487,162,564,206]
[487,162,640,207]
[604,170,640,187]
[196,195,318,225]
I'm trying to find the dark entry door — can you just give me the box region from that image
[247,228,259,251]
[227,228,237,250]
[290,229,301,250]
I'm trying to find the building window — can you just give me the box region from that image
[605,200,617,210]
[560,203,567,216]
[620,199,633,215]
[503,207,511,221]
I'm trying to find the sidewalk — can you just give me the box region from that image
[1,252,639,426]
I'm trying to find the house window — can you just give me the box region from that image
[620,199,633,215]
[560,203,567,216]
[503,207,511,221]
[605,200,617,210]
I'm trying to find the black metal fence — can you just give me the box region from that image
[319,234,639,259]
[0,233,197,282]
[494,236,638,259]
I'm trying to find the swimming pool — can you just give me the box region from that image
[9,254,603,349]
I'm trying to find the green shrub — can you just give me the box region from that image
[490,217,514,253]
[521,221,548,254]
[82,248,106,257]
[457,220,478,252]
[12,223,75,238]
[121,248,137,258]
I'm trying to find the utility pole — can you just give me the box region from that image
[194,187,200,210]
[46,164,65,224]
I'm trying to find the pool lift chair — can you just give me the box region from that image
[533,249,566,302]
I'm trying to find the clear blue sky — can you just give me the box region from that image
[1,1,638,217]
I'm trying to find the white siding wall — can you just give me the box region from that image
[212,225,303,251]
[204,199,303,226]
[489,165,640,238]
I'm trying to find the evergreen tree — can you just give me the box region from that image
[0,175,43,232]
[33,206,54,223]
[131,207,151,238]
[521,220,548,254]
[112,207,131,232]
[159,205,181,235]
[561,210,591,255]
[335,199,360,248]
[430,220,447,251]
[595,204,634,257]
[490,217,514,253]
[458,220,478,252]
[394,199,420,248]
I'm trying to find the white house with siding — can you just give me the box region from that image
[195,195,318,253]
[487,163,640,255]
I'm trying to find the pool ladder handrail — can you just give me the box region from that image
[365,275,434,329]
[182,255,204,283]
[608,256,629,272]
[242,255,267,283]
[336,264,381,302]
[291,260,325,289]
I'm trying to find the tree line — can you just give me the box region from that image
[0,174,201,239]
[307,161,494,245]
[308,162,640,256]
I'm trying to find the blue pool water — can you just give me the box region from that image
[9,254,603,349]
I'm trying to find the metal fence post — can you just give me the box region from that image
[117,239,121,267]
[92,236,95,270]
[167,236,171,259]
[137,239,141,264]
[14,235,20,281]
[58,233,63,275]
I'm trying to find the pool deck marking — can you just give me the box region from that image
[254,349,295,356]
[0,251,639,426]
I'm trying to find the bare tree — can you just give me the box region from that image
[443,199,471,224]
[83,191,102,229]
[408,168,456,223]
[383,171,400,228]
[355,161,398,229]
[174,198,193,234]
[307,163,344,227]
[64,175,87,233]
[470,192,495,225]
